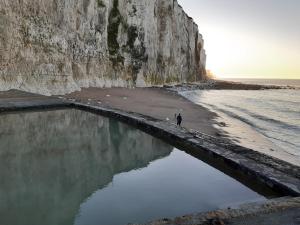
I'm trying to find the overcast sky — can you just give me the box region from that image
[177,0,300,79]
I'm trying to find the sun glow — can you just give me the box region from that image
[177,0,300,80]
[203,25,300,79]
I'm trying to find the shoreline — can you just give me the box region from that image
[179,89,300,166]
[165,79,299,92]
[66,85,300,166]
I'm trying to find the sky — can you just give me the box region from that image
[177,0,300,79]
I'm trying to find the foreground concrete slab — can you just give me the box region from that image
[0,90,70,111]
[142,197,300,225]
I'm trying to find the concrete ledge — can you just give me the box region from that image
[72,102,300,197]
[0,99,70,112]
[0,91,71,112]
[142,197,300,225]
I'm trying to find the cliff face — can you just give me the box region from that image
[0,0,206,95]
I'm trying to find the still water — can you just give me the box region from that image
[0,109,268,225]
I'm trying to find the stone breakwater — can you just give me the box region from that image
[0,0,206,95]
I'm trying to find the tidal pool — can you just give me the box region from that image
[0,109,275,225]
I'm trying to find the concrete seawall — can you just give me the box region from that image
[71,102,300,197]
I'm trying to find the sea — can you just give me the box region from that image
[180,79,300,165]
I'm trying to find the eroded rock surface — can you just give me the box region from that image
[0,0,206,95]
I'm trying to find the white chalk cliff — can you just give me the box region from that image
[0,0,206,95]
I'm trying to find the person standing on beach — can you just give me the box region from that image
[177,113,182,127]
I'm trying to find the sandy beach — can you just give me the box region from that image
[67,87,221,137]
[66,86,300,166]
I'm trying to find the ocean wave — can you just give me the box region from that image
[204,102,299,153]
[201,103,260,129]
[222,104,300,131]
[181,87,300,162]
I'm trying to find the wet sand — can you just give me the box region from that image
[67,87,221,137]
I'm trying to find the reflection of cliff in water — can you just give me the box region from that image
[0,109,172,225]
